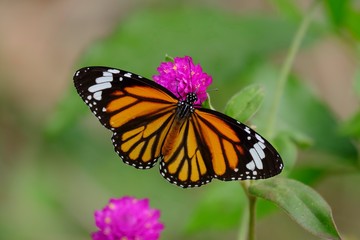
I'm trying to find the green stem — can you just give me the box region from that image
[247,194,257,240]
[265,0,319,138]
[238,181,257,240]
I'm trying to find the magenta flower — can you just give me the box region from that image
[92,196,164,240]
[153,56,212,105]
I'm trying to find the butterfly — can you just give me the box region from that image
[74,66,283,188]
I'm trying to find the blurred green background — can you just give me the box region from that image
[1,0,360,239]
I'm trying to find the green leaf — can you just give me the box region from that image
[286,129,313,149]
[224,84,264,123]
[270,129,313,179]
[272,132,298,175]
[340,110,360,138]
[343,6,360,40]
[249,178,341,240]
[324,0,350,27]
[164,54,174,62]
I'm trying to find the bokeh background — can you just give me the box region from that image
[1,0,360,239]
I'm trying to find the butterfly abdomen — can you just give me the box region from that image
[162,119,183,156]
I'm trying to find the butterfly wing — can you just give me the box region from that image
[196,108,283,181]
[74,66,178,169]
[160,107,283,188]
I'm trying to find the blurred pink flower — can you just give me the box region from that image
[92,196,164,240]
[153,56,212,105]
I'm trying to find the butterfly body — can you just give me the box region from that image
[162,119,182,156]
[74,66,283,188]
[162,93,197,155]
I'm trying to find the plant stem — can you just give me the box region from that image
[265,0,319,138]
[238,181,257,240]
[247,194,257,240]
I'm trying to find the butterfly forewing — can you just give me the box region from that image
[74,67,178,169]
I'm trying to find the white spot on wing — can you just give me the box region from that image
[88,82,112,93]
[246,161,255,171]
[254,143,265,159]
[255,134,265,143]
[250,148,263,169]
[103,71,112,77]
[95,76,113,84]
[93,91,102,101]
[258,141,266,149]
[108,69,120,74]
[124,73,132,78]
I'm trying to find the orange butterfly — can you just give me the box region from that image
[74,66,283,188]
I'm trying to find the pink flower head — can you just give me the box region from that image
[92,196,164,240]
[153,56,212,105]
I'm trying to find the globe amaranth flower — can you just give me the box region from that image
[92,196,164,240]
[153,56,212,105]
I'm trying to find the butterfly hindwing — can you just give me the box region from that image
[74,66,178,169]
[159,117,214,187]
[112,107,175,169]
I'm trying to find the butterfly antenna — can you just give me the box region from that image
[207,88,219,93]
